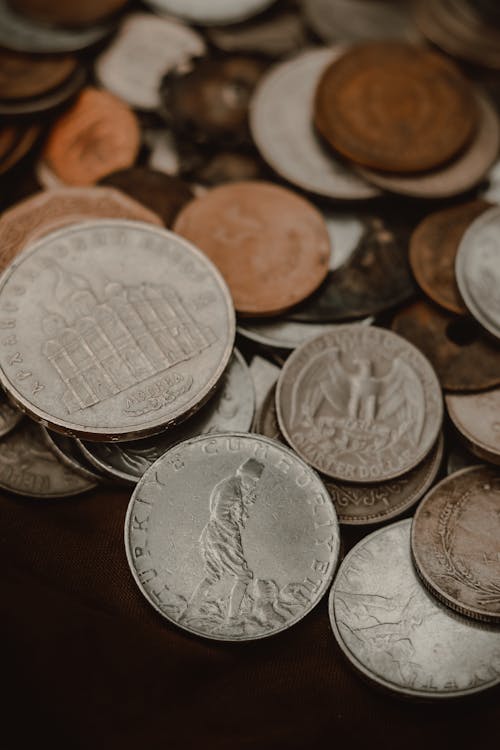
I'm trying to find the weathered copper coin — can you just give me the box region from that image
[409,201,492,315]
[145,0,277,26]
[358,93,500,199]
[303,0,416,43]
[0,186,162,274]
[0,391,22,438]
[41,427,105,483]
[95,13,205,111]
[0,418,95,497]
[100,169,194,228]
[446,389,500,466]
[412,466,500,623]
[42,87,140,186]
[0,48,77,100]
[392,300,500,392]
[162,56,267,147]
[174,181,330,317]
[9,0,127,27]
[276,325,443,482]
[0,220,235,441]
[315,42,477,173]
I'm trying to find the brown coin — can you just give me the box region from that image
[0,65,86,118]
[42,87,140,186]
[173,181,330,317]
[314,42,477,173]
[0,186,162,273]
[392,300,500,392]
[0,49,77,100]
[99,168,194,228]
[412,465,500,623]
[409,200,492,315]
[446,389,500,466]
[0,123,40,175]
[9,0,128,27]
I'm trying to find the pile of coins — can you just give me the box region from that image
[0,0,499,700]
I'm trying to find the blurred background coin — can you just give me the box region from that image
[446,389,500,465]
[145,0,277,26]
[9,0,128,27]
[303,0,416,43]
[208,10,307,57]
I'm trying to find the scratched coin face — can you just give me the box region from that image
[0,220,235,441]
[412,467,500,624]
[125,432,340,641]
[277,325,443,482]
[80,349,255,483]
[329,520,500,698]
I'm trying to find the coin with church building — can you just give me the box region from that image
[125,432,340,641]
[0,220,235,441]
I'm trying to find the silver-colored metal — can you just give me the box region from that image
[79,349,255,483]
[0,220,235,441]
[0,418,96,498]
[0,0,111,53]
[277,325,443,482]
[303,0,416,43]
[482,158,500,202]
[329,519,500,698]
[125,432,340,641]
[42,428,105,483]
[250,48,379,200]
[146,0,276,26]
[238,320,339,351]
[248,356,281,417]
[0,391,22,438]
[456,205,500,341]
[95,13,205,111]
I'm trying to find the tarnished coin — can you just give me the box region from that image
[359,93,499,198]
[208,11,307,58]
[125,432,340,641]
[0,187,162,273]
[79,349,255,483]
[392,300,500,392]
[0,391,22,438]
[145,0,277,26]
[42,88,140,186]
[0,220,235,441]
[303,0,416,43]
[277,325,443,482]
[174,181,330,317]
[446,389,500,466]
[410,201,491,315]
[456,205,500,341]
[0,419,95,497]
[95,13,205,111]
[329,520,500,698]
[412,466,500,624]
[315,42,477,173]
[238,319,337,351]
[10,0,128,28]
[41,428,105,483]
[0,0,111,53]
[250,48,379,200]
[0,49,77,100]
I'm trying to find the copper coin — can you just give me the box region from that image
[0,186,162,273]
[99,168,194,228]
[358,93,500,199]
[446,389,500,466]
[0,49,77,100]
[0,123,40,175]
[314,42,477,173]
[409,200,492,315]
[42,87,140,186]
[392,300,500,392]
[173,181,330,317]
[412,465,500,623]
[9,0,128,27]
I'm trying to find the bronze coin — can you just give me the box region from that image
[409,200,492,316]
[314,42,477,173]
[173,181,330,317]
[9,0,128,27]
[42,87,140,186]
[446,389,500,466]
[162,56,267,146]
[392,300,500,392]
[0,48,77,100]
[100,168,194,228]
[0,186,162,273]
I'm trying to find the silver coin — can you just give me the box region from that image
[329,519,500,698]
[0,390,22,438]
[0,418,95,498]
[0,0,111,53]
[250,48,379,200]
[0,220,235,441]
[456,205,500,341]
[482,158,500,203]
[303,0,416,43]
[277,325,443,482]
[248,355,280,417]
[42,428,105,483]
[79,349,254,483]
[146,0,276,26]
[125,432,340,641]
[95,13,205,111]
[238,320,341,351]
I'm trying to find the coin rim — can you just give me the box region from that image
[446,390,500,466]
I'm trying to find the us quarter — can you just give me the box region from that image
[277,325,443,482]
[125,432,340,641]
[456,205,500,341]
[412,466,500,624]
[79,349,255,483]
[0,220,235,441]
[329,519,500,698]
[446,389,500,466]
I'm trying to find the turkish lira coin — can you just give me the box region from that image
[125,432,340,641]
